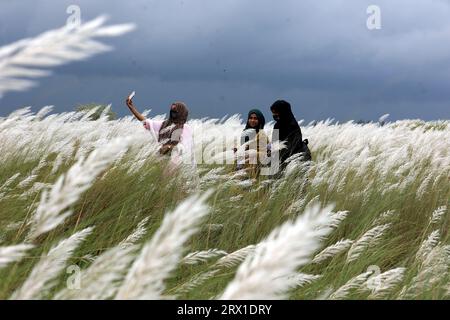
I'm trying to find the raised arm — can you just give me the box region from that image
[125,97,146,121]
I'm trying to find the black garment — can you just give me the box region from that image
[270,100,311,165]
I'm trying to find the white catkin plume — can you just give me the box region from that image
[365,267,406,299]
[17,174,38,189]
[285,273,322,289]
[212,245,257,269]
[227,170,249,179]
[5,220,25,232]
[182,249,228,265]
[399,245,450,299]
[81,254,96,263]
[432,171,447,189]
[115,191,212,300]
[236,179,255,188]
[327,211,349,230]
[173,270,220,295]
[54,245,137,300]
[287,196,307,214]
[220,203,335,300]
[372,210,396,226]
[416,172,434,198]
[312,239,354,264]
[430,206,447,225]
[27,138,129,240]
[19,182,51,200]
[381,184,398,196]
[304,195,320,210]
[336,176,347,194]
[0,16,135,97]
[0,244,34,269]
[399,172,418,191]
[35,105,53,119]
[329,271,374,300]
[415,230,441,264]
[229,195,243,203]
[11,227,93,300]
[379,114,390,123]
[204,224,224,231]
[250,184,265,193]
[118,217,150,249]
[50,154,65,175]
[199,167,225,185]
[31,158,47,175]
[346,224,390,263]
[0,173,21,191]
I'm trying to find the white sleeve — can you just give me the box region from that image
[180,125,193,155]
[143,119,163,140]
[171,124,196,166]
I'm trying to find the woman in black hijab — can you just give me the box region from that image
[270,100,311,169]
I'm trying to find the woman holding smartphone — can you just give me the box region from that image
[125,94,195,166]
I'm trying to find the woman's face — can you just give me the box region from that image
[271,109,280,122]
[170,104,179,120]
[248,113,259,128]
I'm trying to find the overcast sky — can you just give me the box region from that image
[1,0,449,121]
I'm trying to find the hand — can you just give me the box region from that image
[126,97,134,108]
[159,144,173,155]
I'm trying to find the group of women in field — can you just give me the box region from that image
[125,97,311,177]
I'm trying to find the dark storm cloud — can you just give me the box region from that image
[0,0,449,121]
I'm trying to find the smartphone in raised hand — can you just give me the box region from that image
[128,91,136,101]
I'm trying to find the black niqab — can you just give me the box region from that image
[270,100,304,163]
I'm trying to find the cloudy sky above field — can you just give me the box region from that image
[0,0,449,121]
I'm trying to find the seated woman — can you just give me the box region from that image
[270,100,311,173]
[125,97,195,167]
[235,109,270,178]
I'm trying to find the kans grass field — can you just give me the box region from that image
[0,107,449,300]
